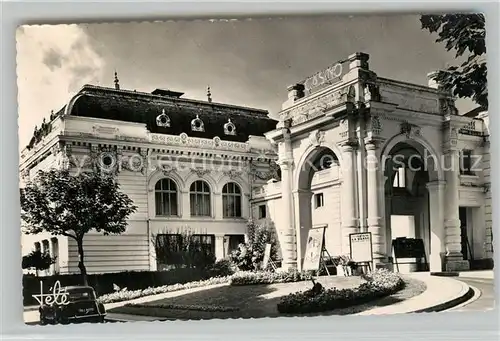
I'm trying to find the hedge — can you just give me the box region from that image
[277,269,405,314]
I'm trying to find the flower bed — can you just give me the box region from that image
[97,276,231,304]
[230,269,313,286]
[123,302,239,313]
[276,269,405,314]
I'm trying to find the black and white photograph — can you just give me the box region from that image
[17,12,494,326]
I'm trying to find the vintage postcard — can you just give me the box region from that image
[17,13,493,325]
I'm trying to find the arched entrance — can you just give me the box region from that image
[294,146,342,270]
[382,138,443,272]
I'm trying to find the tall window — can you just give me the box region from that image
[155,178,178,216]
[191,234,216,255]
[222,182,242,218]
[190,180,211,216]
[460,149,475,175]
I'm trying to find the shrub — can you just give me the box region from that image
[230,269,313,286]
[206,259,238,278]
[276,269,405,314]
[152,228,217,271]
[229,221,280,271]
[97,276,231,304]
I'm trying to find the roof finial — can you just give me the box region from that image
[207,85,212,103]
[114,70,120,90]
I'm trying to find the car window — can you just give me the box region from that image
[66,288,96,300]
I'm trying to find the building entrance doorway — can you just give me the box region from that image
[459,207,473,261]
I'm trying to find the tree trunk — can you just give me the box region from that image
[76,238,88,286]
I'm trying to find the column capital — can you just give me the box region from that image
[364,137,385,151]
[426,180,447,191]
[340,141,359,152]
[277,158,294,169]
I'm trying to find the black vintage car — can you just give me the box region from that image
[39,286,106,325]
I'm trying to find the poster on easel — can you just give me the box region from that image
[349,232,373,263]
[302,226,326,271]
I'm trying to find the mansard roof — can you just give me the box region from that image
[67,85,278,143]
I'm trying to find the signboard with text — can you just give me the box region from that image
[302,227,326,271]
[301,59,349,96]
[349,232,373,263]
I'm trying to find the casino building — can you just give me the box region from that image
[20,52,493,275]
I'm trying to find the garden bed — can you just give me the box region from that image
[108,275,364,319]
[108,269,425,319]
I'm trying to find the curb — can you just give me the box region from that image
[412,282,475,313]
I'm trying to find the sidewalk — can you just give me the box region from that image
[458,270,495,280]
[354,272,472,316]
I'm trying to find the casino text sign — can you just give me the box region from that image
[302,60,349,96]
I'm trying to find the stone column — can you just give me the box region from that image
[426,181,446,272]
[340,143,359,254]
[215,235,225,260]
[443,149,470,271]
[279,159,297,270]
[293,189,314,271]
[365,140,386,264]
[214,192,223,219]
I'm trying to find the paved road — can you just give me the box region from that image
[452,277,495,312]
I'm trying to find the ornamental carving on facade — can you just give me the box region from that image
[161,164,177,176]
[156,109,171,128]
[250,160,281,182]
[399,121,421,139]
[370,115,382,135]
[213,136,221,147]
[279,87,347,125]
[308,130,325,147]
[439,97,459,116]
[191,167,211,178]
[223,169,243,180]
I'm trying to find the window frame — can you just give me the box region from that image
[189,180,212,217]
[154,178,179,217]
[222,182,243,218]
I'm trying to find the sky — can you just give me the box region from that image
[16,13,479,151]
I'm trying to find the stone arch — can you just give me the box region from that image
[293,144,343,270]
[380,133,443,182]
[294,143,343,191]
[381,133,444,272]
[184,172,218,194]
[147,169,186,193]
[215,173,250,195]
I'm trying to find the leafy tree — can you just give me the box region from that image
[22,250,56,275]
[420,13,487,109]
[20,169,137,285]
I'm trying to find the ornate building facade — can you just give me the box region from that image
[253,52,493,273]
[20,52,493,275]
[20,83,278,274]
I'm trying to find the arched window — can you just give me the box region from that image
[155,178,178,216]
[190,180,211,216]
[222,182,242,218]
